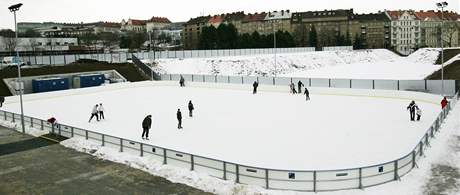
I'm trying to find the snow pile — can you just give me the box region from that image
[405,48,441,64]
[61,137,275,195]
[154,49,399,76]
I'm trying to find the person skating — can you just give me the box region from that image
[179,75,185,87]
[290,83,297,94]
[407,101,418,121]
[416,107,422,121]
[304,87,310,101]
[0,96,4,107]
[441,97,448,109]
[297,81,304,94]
[47,117,59,128]
[177,109,183,129]
[88,105,99,122]
[188,100,194,117]
[142,115,152,140]
[253,81,259,94]
[98,103,105,120]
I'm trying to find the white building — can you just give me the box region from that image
[146,17,172,32]
[386,10,421,55]
[0,36,78,52]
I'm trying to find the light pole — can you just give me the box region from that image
[437,1,448,96]
[8,3,25,134]
[271,19,278,77]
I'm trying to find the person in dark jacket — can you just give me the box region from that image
[290,83,297,94]
[88,105,99,122]
[0,96,4,107]
[304,87,310,101]
[297,81,304,94]
[253,81,259,94]
[188,101,194,117]
[407,101,418,121]
[142,115,152,140]
[177,109,183,129]
[179,75,185,87]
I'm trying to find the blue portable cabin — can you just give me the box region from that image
[32,77,70,93]
[73,74,106,88]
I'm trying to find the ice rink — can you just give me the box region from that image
[2,81,443,170]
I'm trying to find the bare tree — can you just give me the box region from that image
[2,37,18,52]
[443,22,459,47]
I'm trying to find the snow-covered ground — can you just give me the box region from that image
[2,81,443,170]
[153,48,445,80]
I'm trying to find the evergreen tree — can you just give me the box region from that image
[308,25,318,49]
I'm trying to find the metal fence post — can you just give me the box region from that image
[236,164,240,183]
[215,75,217,83]
[202,75,205,82]
[71,127,74,137]
[191,155,194,171]
[140,143,143,157]
[51,124,55,134]
[227,76,230,83]
[12,113,15,122]
[85,131,89,140]
[120,138,123,152]
[313,171,317,192]
[191,75,194,82]
[58,125,61,135]
[241,76,244,84]
[412,151,417,168]
[394,161,399,180]
[309,78,312,87]
[102,134,105,146]
[30,118,33,127]
[372,80,375,89]
[397,80,400,90]
[163,149,167,164]
[40,120,44,130]
[265,169,269,189]
[329,79,331,88]
[420,141,424,156]
[350,79,352,88]
[359,168,363,189]
[223,162,227,180]
[4,111,6,120]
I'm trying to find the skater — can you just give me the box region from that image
[416,107,422,121]
[441,97,448,109]
[304,87,310,101]
[188,100,194,117]
[297,81,304,94]
[98,103,105,120]
[290,83,297,94]
[47,117,59,128]
[88,104,99,122]
[179,75,185,87]
[142,115,152,140]
[0,96,4,107]
[177,109,183,129]
[406,101,418,121]
[253,81,259,94]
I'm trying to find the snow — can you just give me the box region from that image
[2,81,443,170]
[58,94,460,195]
[153,48,444,80]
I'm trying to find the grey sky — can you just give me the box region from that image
[1,0,459,30]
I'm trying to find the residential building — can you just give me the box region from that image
[121,19,147,32]
[0,36,78,52]
[94,22,121,34]
[291,9,354,47]
[239,12,268,34]
[146,17,172,32]
[182,16,210,49]
[386,10,421,55]
[352,12,391,49]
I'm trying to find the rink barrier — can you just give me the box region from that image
[11,47,316,66]
[159,74,458,96]
[0,92,458,192]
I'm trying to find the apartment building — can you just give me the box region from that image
[386,10,421,55]
[291,9,354,47]
[146,17,172,32]
[182,16,210,49]
[352,12,391,49]
[121,19,147,32]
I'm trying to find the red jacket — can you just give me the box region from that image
[441,99,448,109]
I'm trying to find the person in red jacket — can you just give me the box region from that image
[441,97,448,109]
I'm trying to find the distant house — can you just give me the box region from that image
[94,22,121,34]
[121,19,147,32]
[146,17,172,32]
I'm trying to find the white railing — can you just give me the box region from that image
[1,87,457,192]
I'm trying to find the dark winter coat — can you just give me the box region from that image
[253,82,258,88]
[407,103,418,112]
[441,98,448,109]
[304,88,309,96]
[177,111,182,120]
[298,81,304,88]
[142,116,152,129]
[188,102,194,111]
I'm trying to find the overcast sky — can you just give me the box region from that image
[1,0,459,29]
